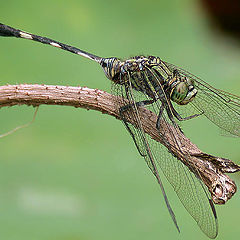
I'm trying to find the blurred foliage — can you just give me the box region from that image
[0,0,239,240]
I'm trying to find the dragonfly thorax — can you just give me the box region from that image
[100,56,198,105]
[100,56,160,83]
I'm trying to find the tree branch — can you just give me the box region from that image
[0,84,239,204]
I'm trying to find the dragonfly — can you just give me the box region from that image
[1,23,239,239]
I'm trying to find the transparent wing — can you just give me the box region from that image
[112,70,218,238]
[150,136,218,239]
[164,61,240,137]
[112,73,180,232]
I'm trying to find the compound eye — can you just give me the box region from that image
[177,82,187,94]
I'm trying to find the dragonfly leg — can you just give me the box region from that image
[165,103,183,131]
[156,101,183,137]
[156,101,179,129]
[170,102,204,121]
[156,104,165,129]
[119,99,156,157]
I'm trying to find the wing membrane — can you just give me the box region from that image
[164,61,240,137]
[112,70,218,238]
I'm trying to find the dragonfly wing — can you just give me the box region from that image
[112,73,180,232]
[190,85,240,137]
[148,134,218,238]
[112,70,218,238]
[164,61,240,137]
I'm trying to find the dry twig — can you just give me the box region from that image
[0,84,239,204]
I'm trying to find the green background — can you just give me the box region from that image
[0,0,239,239]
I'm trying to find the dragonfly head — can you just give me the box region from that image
[100,57,122,81]
[171,76,198,105]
